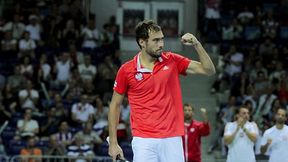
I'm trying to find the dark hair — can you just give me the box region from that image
[135,19,161,49]
[183,103,194,111]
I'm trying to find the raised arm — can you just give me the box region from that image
[181,33,216,76]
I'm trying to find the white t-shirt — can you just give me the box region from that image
[261,125,288,162]
[17,119,39,136]
[19,39,36,50]
[78,64,96,80]
[224,121,258,162]
[18,89,39,109]
[71,103,95,122]
[56,60,71,82]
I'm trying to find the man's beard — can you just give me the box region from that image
[276,118,285,124]
[147,49,162,58]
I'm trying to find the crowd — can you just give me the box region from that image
[0,0,131,160]
[199,0,288,159]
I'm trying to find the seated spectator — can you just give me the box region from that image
[2,13,25,40]
[78,55,97,82]
[71,94,95,127]
[253,71,269,97]
[6,65,26,94]
[36,53,52,84]
[74,122,102,150]
[81,18,100,49]
[262,11,279,39]
[68,44,84,65]
[61,19,79,47]
[53,121,73,148]
[1,31,17,56]
[18,80,39,110]
[15,108,39,140]
[20,136,42,162]
[237,6,254,24]
[224,45,244,77]
[97,55,118,95]
[45,135,65,156]
[20,56,34,79]
[40,107,61,138]
[0,94,12,127]
[52,52,72,88]
[93,97,108,134]
[25,15,42,43]
[18,31,36,59]
[67,136,94,162]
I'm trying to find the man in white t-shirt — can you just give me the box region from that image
[18,80,39,110]
[78,55,96,81]
[260,108,288,162]
[71,94,95,126]
[224,106,258,162]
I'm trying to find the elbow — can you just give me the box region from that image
[204,67,216,76]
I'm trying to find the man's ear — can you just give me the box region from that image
[139,39,145,49]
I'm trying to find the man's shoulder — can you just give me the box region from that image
[120,59,135,71]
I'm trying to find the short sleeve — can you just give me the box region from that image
[224,123,234,136]
[171,53,191,75]
[113,66,128,94]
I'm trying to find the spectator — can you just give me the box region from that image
[224,107,258,162]
[61,19,79,47]
[20,136,42,162]
[224,45,244,77]
[93,97,108,135]
[46,135,66,156]
[2,13,25,40]
[53,52,72,87]
[25,15,42,43]
[53,121,73,148]
[16,108,39,140]
[18,31,36,59]
[78,55,97,81]
[18,80,39,110]
[74,122,102,150]
[71,94,95,126]
[6,65,26,94]
[67,136,94,162]
[237,6,254,24]
[40,107,61,138]
[36,53,52,85]
[20,56,34,78]
[1,31,17,55]
[81,19,100,49]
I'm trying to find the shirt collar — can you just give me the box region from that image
[135,52,164,73]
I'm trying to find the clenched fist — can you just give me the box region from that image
[181,33,199,46]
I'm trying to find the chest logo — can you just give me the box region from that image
[190,128,195,132]
[163,65,169,70]
[135,73,143,81]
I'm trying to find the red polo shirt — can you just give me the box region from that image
[113,51,190,138]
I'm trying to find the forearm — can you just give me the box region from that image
[243,128,257,142]
[194,43,216,75]
[224,128,239,145]
[108,103,121,145]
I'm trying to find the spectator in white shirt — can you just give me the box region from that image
[54,52,71,85]
[25,15,42,42]
[224,107,258,162]
[71,94,95,126]
[78,55,96,81]
[81,19,100,49]
[18,31,36,58]
[2,13,25,40]
[18,80,39,110]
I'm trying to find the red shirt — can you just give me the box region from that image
[183,120,210,162]
[114,52,190,138]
